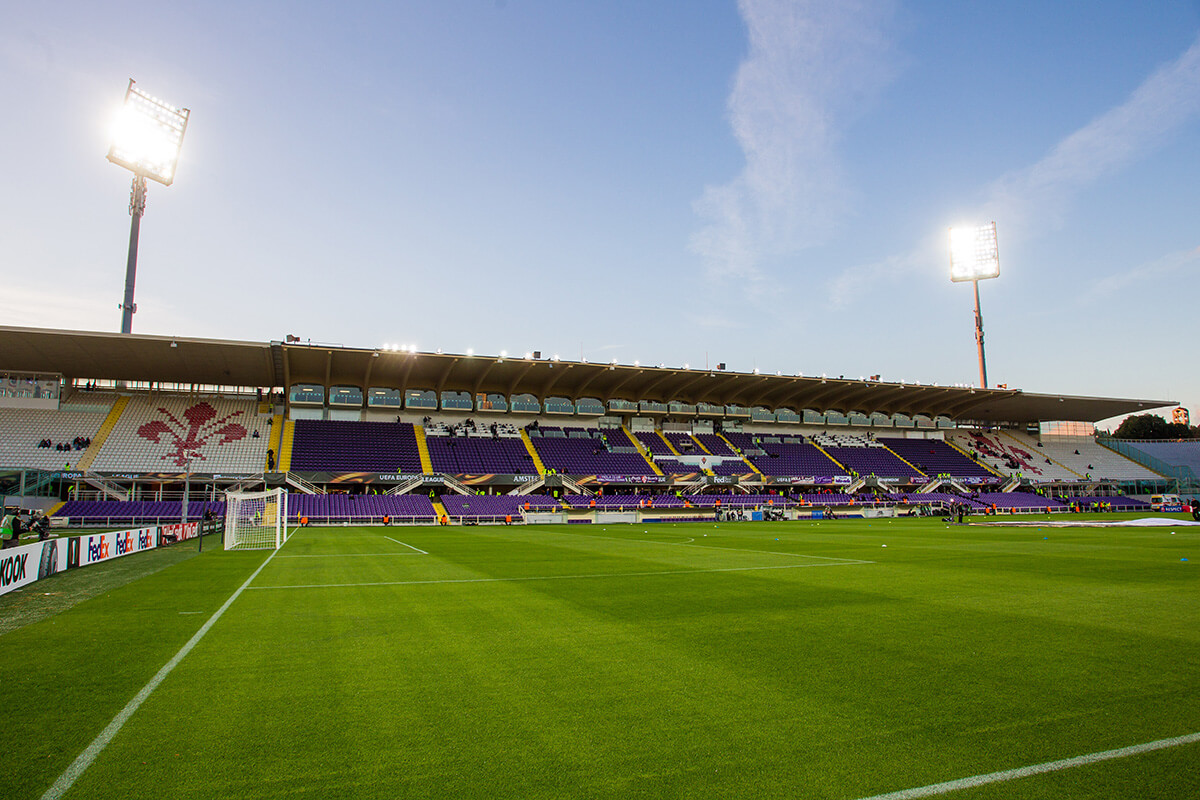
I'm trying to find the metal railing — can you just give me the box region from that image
[59,514,439,528]
[1098,438,1194,483]
[58,515,215,528]
[294,515,435,526]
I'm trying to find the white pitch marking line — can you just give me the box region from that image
[248,560,872,591]
[855,731,1200,800]
[40,549,282,800]
[540,528,868,563]
[276,552,424,558]
[384,536,428,554]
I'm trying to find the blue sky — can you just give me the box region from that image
[2,1,1198,429]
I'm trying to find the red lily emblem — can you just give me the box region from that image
[137,402,248,466]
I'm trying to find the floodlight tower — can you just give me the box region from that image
[949,222,1000,389]
[107,79,190,334]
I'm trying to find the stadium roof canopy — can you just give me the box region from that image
[0,326,1174,425]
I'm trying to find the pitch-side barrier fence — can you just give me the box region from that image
[55,515,225,528]
[57,515,440,528]
[53,503,1153,529]
[1,519,222,597]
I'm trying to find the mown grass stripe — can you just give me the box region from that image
[538,527,871,561]
[39,550,281,800]
[248,559,873,590]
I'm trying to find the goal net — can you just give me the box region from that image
[224,488,289,550]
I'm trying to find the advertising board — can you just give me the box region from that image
[76,528,157,567]
[0,538,70,596]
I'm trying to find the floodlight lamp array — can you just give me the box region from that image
[949,222,999,282]
[108,80,190,186]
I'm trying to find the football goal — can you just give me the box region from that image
[224,488,290,550]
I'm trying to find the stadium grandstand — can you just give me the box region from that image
[0,325,1192,527]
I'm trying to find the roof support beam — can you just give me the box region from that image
[396,354,417,398]
[362,355,376,392]
[504,361,538,397]
[665,372,709,403]
[598,369,645,403]
[724,376,774,407]
[538,363,573,397]
[569,365,607,400]
[471,361,499,398]
[433,357,461,396]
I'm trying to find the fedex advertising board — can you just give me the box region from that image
[78,528,157,567]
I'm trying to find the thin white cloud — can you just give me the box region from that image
[827,31,1200,305]
[0,286,113,331]
[0,283,199,337]
[982,34,1200,232]
[827,248,926,308]
[1076,246,1200,305]
[691,0,897,287]
[684,312,744,330]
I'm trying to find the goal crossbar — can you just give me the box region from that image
[224,488,289,550]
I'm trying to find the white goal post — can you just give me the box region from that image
[224,488,289,550]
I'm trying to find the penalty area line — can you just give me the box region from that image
[39,549,282,800]
[383,535,428,554]
[277,552,425,559]
[855,731,1200,800]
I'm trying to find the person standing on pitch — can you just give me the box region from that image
[33,511,50,540]
[1,508,17,548]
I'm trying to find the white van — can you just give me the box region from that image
[1149,494,1184,511]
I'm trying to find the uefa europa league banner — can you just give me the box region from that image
[0,538,69,597]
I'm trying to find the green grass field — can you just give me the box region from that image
[2,516,1198,799]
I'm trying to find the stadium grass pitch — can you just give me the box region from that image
[1,516,1197,799]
